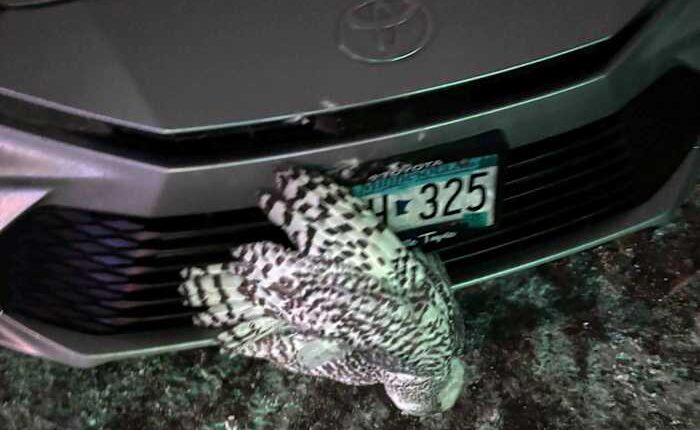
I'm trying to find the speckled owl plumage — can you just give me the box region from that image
[179,167,466,415]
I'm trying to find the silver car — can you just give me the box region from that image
[0,0,699,367]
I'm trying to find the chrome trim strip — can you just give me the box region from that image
[0,187,47,231]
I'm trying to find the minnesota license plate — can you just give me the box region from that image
[335,132,503,249]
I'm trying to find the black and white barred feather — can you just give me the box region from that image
[179,167,466,415]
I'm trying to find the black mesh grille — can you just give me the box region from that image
[1,68,699,334]
[2,208,287,333]
[439,119,634,264]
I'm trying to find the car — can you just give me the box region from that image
[0,0,699,367]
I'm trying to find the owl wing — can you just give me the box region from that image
[259,167,427,291]
[179,253,354,372]
[180,241,413,376]
[180,168,459,376]
[179,261,287,346]
[227,241,410,346]
[231,332,384,386]
[228,241,426,372]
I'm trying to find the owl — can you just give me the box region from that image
[179,167,466,416]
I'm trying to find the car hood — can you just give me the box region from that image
[0,0,653,134]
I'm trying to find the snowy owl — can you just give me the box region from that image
[179,167,466,416]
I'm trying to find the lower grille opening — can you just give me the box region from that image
[1,68,698,334]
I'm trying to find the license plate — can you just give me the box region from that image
[352,156,498,245]
[334,132,503,249]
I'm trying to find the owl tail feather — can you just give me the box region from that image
[178,264,283,351]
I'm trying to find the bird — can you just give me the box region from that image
[179,167,466,416]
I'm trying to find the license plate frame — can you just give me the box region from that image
[337,131,506,250]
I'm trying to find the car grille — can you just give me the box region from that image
[439,119,633,264]
[1,68,698,334]
[1,209,288,333]
[0,123,632,334]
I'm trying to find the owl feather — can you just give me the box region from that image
[179,167,466,415]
